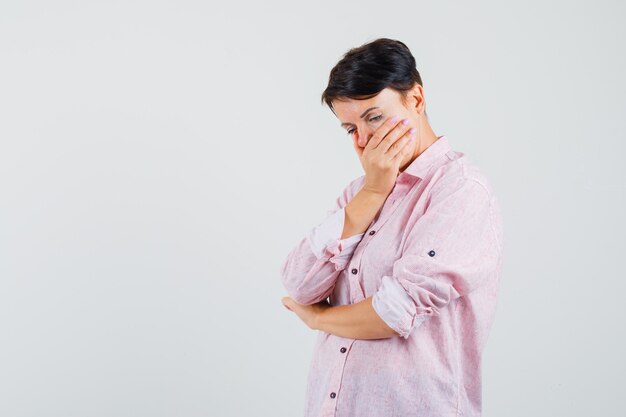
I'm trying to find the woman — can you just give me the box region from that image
[279,38,504,417]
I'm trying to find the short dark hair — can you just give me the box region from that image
[321,38,424,115]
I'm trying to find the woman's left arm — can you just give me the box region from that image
[281,295,399,340]
[282,177,504,341]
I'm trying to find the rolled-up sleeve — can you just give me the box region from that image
[308,206,365,267]
[371,177,503,339]
[280,177,366,305]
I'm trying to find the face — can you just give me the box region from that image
[332,86,424,167]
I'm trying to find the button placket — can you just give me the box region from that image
[319,338,355,417]
[348,262,362,303]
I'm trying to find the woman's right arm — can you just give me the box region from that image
[341,186,389,238]
[280,114,415,305]
[279,178,388,305]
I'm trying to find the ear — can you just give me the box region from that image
[408,83,425,114]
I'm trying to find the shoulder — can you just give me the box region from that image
[428,151,497,205]
[427,151,504,249]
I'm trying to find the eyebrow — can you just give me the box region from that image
[340,107,380,128]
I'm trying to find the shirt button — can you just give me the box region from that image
[330,392,336,399]
[340,347,347,353]
[428,250,436,257]
[368,230,375,235]
[351,268,358,274]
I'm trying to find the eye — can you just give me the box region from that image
[345,115,383,136]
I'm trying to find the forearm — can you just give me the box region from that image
[341,189,388,239]
[314,296,400,340]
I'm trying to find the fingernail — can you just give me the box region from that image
[402,118,410,125]
[390,115,399,122]
[409,127,416,134]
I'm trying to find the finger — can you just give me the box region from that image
[389,129,416,161]
[282,297,294,311]
[386,127,415,159]
[365,115,402,151]
[380,119,413,154]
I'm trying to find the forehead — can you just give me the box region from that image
[333,87,400,119]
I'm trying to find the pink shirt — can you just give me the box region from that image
[280,135,504,417]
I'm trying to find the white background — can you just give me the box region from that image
[1,1,624,416]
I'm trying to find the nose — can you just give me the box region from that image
[356,128,373,148]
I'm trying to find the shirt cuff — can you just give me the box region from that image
[372,275,429,339]
[307,207,364,264]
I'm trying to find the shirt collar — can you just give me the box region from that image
[401,135,452,179]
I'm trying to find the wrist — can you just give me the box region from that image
[313,306,328,331]
[360,187,390,201]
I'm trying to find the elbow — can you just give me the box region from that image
[279,258,306,303]
[280,255,334,305]
[281,275,332,305]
